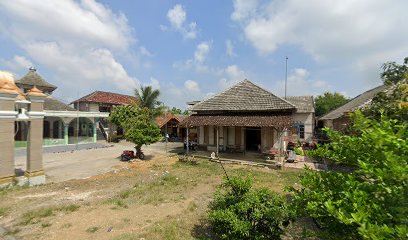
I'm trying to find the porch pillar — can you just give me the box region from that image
[216,126,219,157]
[93,121,97,143]
[0,92,18,187]
[26,88,46,186]
[64,123,69,145]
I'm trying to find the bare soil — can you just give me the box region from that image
[0,153,306,240]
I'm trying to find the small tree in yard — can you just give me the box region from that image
[109,105,161,153]
[289,112,408,239]
[209,176,294,240]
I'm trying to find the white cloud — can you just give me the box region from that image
[174,41,213,72]
[0,0,139,95]
[165,4,198,39]
[139,46,153,57]
[184,80,200,94]
[232,0,408,68]
[231,0,258,22]
[147,77,160,90]
[272,68,331,96]
[194,42,210,63]
[0,55,33,72]
[219,65,247,89]
[225,40,236,57]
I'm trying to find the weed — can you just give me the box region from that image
[20,208,54,225]
[187,201,198,212]
[0,207,8,217]
[59,204,80,213]
[122,218,131,223]
[109,198,128,209]
[119,190,131,199]
[5,227,21,236]
[86,226,99,233]
[61,223,72,229]
[41,222,52,228]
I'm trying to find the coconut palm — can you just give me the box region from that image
[135,85,164,116]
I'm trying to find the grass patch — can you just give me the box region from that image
[86,226,99,233]
[59,204,80,213]
[112,233,139,240]
[61,223,72,229]
[108,198,129,209]
[0,207,9,217]
[41,222,52,228]
[20,208,54,225]
[187,201,198,212]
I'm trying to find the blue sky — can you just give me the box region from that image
[1,0,408,109]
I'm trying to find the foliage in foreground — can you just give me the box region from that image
[209,176,294,240]
[290,113,408,239]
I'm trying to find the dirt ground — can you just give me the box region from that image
[0,153,308,240]
[14,141,183,183]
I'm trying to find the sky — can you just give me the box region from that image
[1,0,407,109]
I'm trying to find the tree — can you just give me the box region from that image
[169,107,189,115]
[289,112,408,239]
[315,92,349,117]
[209,176,294,240]
[135,85,164,117]
[109,105,161,153]
[363,57,408,124]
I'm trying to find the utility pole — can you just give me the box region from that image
[285,56,288,99]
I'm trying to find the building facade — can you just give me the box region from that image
[182,80,315,153]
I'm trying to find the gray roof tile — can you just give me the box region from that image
[191,80,295,112]
[319,85,388,120]
[285,96,315,113]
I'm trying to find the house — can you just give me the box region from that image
[181,80,315,153]
[13,67,108,147]
[155,112,188,141]
[71,91,137,113]
[319,85,387,131]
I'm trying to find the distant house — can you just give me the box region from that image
[182,80,315,153]
[13,67,108,147]
[71,91,137,113]
[155,112,188,141]
[319,85,387,131]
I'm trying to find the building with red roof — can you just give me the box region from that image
[71,91,137,112]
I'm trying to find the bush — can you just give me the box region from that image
[289,113,408,239]
[209,176,294,240]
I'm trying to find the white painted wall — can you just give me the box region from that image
[292,112,314,141]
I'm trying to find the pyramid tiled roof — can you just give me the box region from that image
[191,80,295,112]
[16,68,57,91]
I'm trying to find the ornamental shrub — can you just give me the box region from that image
[209,176,294,240]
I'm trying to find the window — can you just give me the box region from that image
[291,124,305,139]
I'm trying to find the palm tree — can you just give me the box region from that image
[135,85,164,116]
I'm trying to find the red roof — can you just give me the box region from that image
[71,91,137,105]
[155,112,186,128]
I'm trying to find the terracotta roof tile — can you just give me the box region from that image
[71,91,137,105]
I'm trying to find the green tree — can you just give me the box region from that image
[290,112,408,239]
[363,57,408,124]
[315,92,349,117]
[209,176,294,240]
[109,105,161,153]
[168,107,189,115]
[135,85,164,116]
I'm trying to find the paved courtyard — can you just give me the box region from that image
[14,141,184,183]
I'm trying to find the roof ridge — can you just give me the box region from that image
[246,80,297,108]
[192,79,249,109]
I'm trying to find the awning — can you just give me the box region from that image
[180,115,293,128]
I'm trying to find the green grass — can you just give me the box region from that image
[20,208,54,225]
[86,226,99,233]
[0,207,8,217]
[19,204,81,225]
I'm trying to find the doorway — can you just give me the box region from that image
[245,127,261,151]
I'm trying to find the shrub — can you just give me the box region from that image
[209,176,294,240]
[289,113,408,239]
